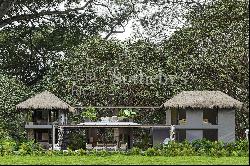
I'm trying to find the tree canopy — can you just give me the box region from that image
[0,0,136,85]
[0,74,33,140]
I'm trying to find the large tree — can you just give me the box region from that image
[0,73,33,140]
[162,0,249,138]
[0,0,136,85]
[0,0,216,85]
[0,0,135,35]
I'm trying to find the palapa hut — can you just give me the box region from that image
[163,91,243,143]
[16,90,74,149]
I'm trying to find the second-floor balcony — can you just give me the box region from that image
[25,121,57,129]
[24,109,67,128]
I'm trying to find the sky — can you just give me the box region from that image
[109,20,134,41]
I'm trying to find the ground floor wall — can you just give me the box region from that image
[186,130,203,141]
[175,129,218,142]
[26,128,58,149]
[152,128,170,146]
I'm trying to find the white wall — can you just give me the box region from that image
[186,109,203,127]
[218,109,235,142]
[186,130,203,141]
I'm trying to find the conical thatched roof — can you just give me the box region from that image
[16,91,75,112]
[163,91,243,109]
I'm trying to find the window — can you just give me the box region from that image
[37,132,42,141]
[35,110,49,124]
[35,130,49,142]
[178,111,186,125]
[203,130,218,141]
[203,110,218,125]
[175,129,186,142]
[171,109,186,125]
[36,110,43,120]
[171,109,178,125]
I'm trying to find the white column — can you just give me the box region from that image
[170,125,175,141]
[166,109,172,125]
[59,111,65,125]
[52,125,55,150]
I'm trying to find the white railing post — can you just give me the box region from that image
[170,125,175,141]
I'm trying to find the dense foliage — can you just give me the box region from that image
[0,0,136,85]
[0,138,248,157]
[0,74,33,140]
[162,0,249,137]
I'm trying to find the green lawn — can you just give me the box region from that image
[0,155,248,165]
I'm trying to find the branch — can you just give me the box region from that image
[0,0,17,20]
[104,28,125,39]
[104,2,135,39]
[24,4,38,14]
[0,0,94,28]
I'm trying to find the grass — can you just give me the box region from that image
[0,155,248,165]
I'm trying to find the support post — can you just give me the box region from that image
[166,109,172,125]
[52,124,56,150]
[58,126,64,150]
[129,128,133,149]
[170,125,175,141]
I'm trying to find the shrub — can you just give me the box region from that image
[231,139,249,157]
[129,147,141,155]
[91,149,111,157]
[203,141,222,157]
[45,150,54,156]
[144,148,159,156]
[116,150,127,155]
[0,137,249,157]
[18,140,43,155]
[0,137,17,155]
[62,148,77,156]
[163,140,195,156]
[81,107,97,122]
[76,148,87,156]
[191,139,213,154]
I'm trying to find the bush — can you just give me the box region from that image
[62,148,77,156]
[129,147,141,155]
[192,139,216,155]
[144,148,160,156]
[90,149,111,157]
[229,139,249,157]
[0,137,249,157]
[18,140,43,155]
[163,141,195,156]
[76,148,87,156]
[0,137,17,155]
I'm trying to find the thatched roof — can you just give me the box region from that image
[16,91,75,112]
[163,91,243,109]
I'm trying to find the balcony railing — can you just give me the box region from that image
[25,121,57,125]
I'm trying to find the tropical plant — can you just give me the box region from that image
[18,140,43,155]
[81,107,97,122]
[0,137,17,156]
[119,109,137,120]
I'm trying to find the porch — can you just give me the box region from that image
[57,122,173,150]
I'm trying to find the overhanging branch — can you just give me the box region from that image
[0,0,94,28]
